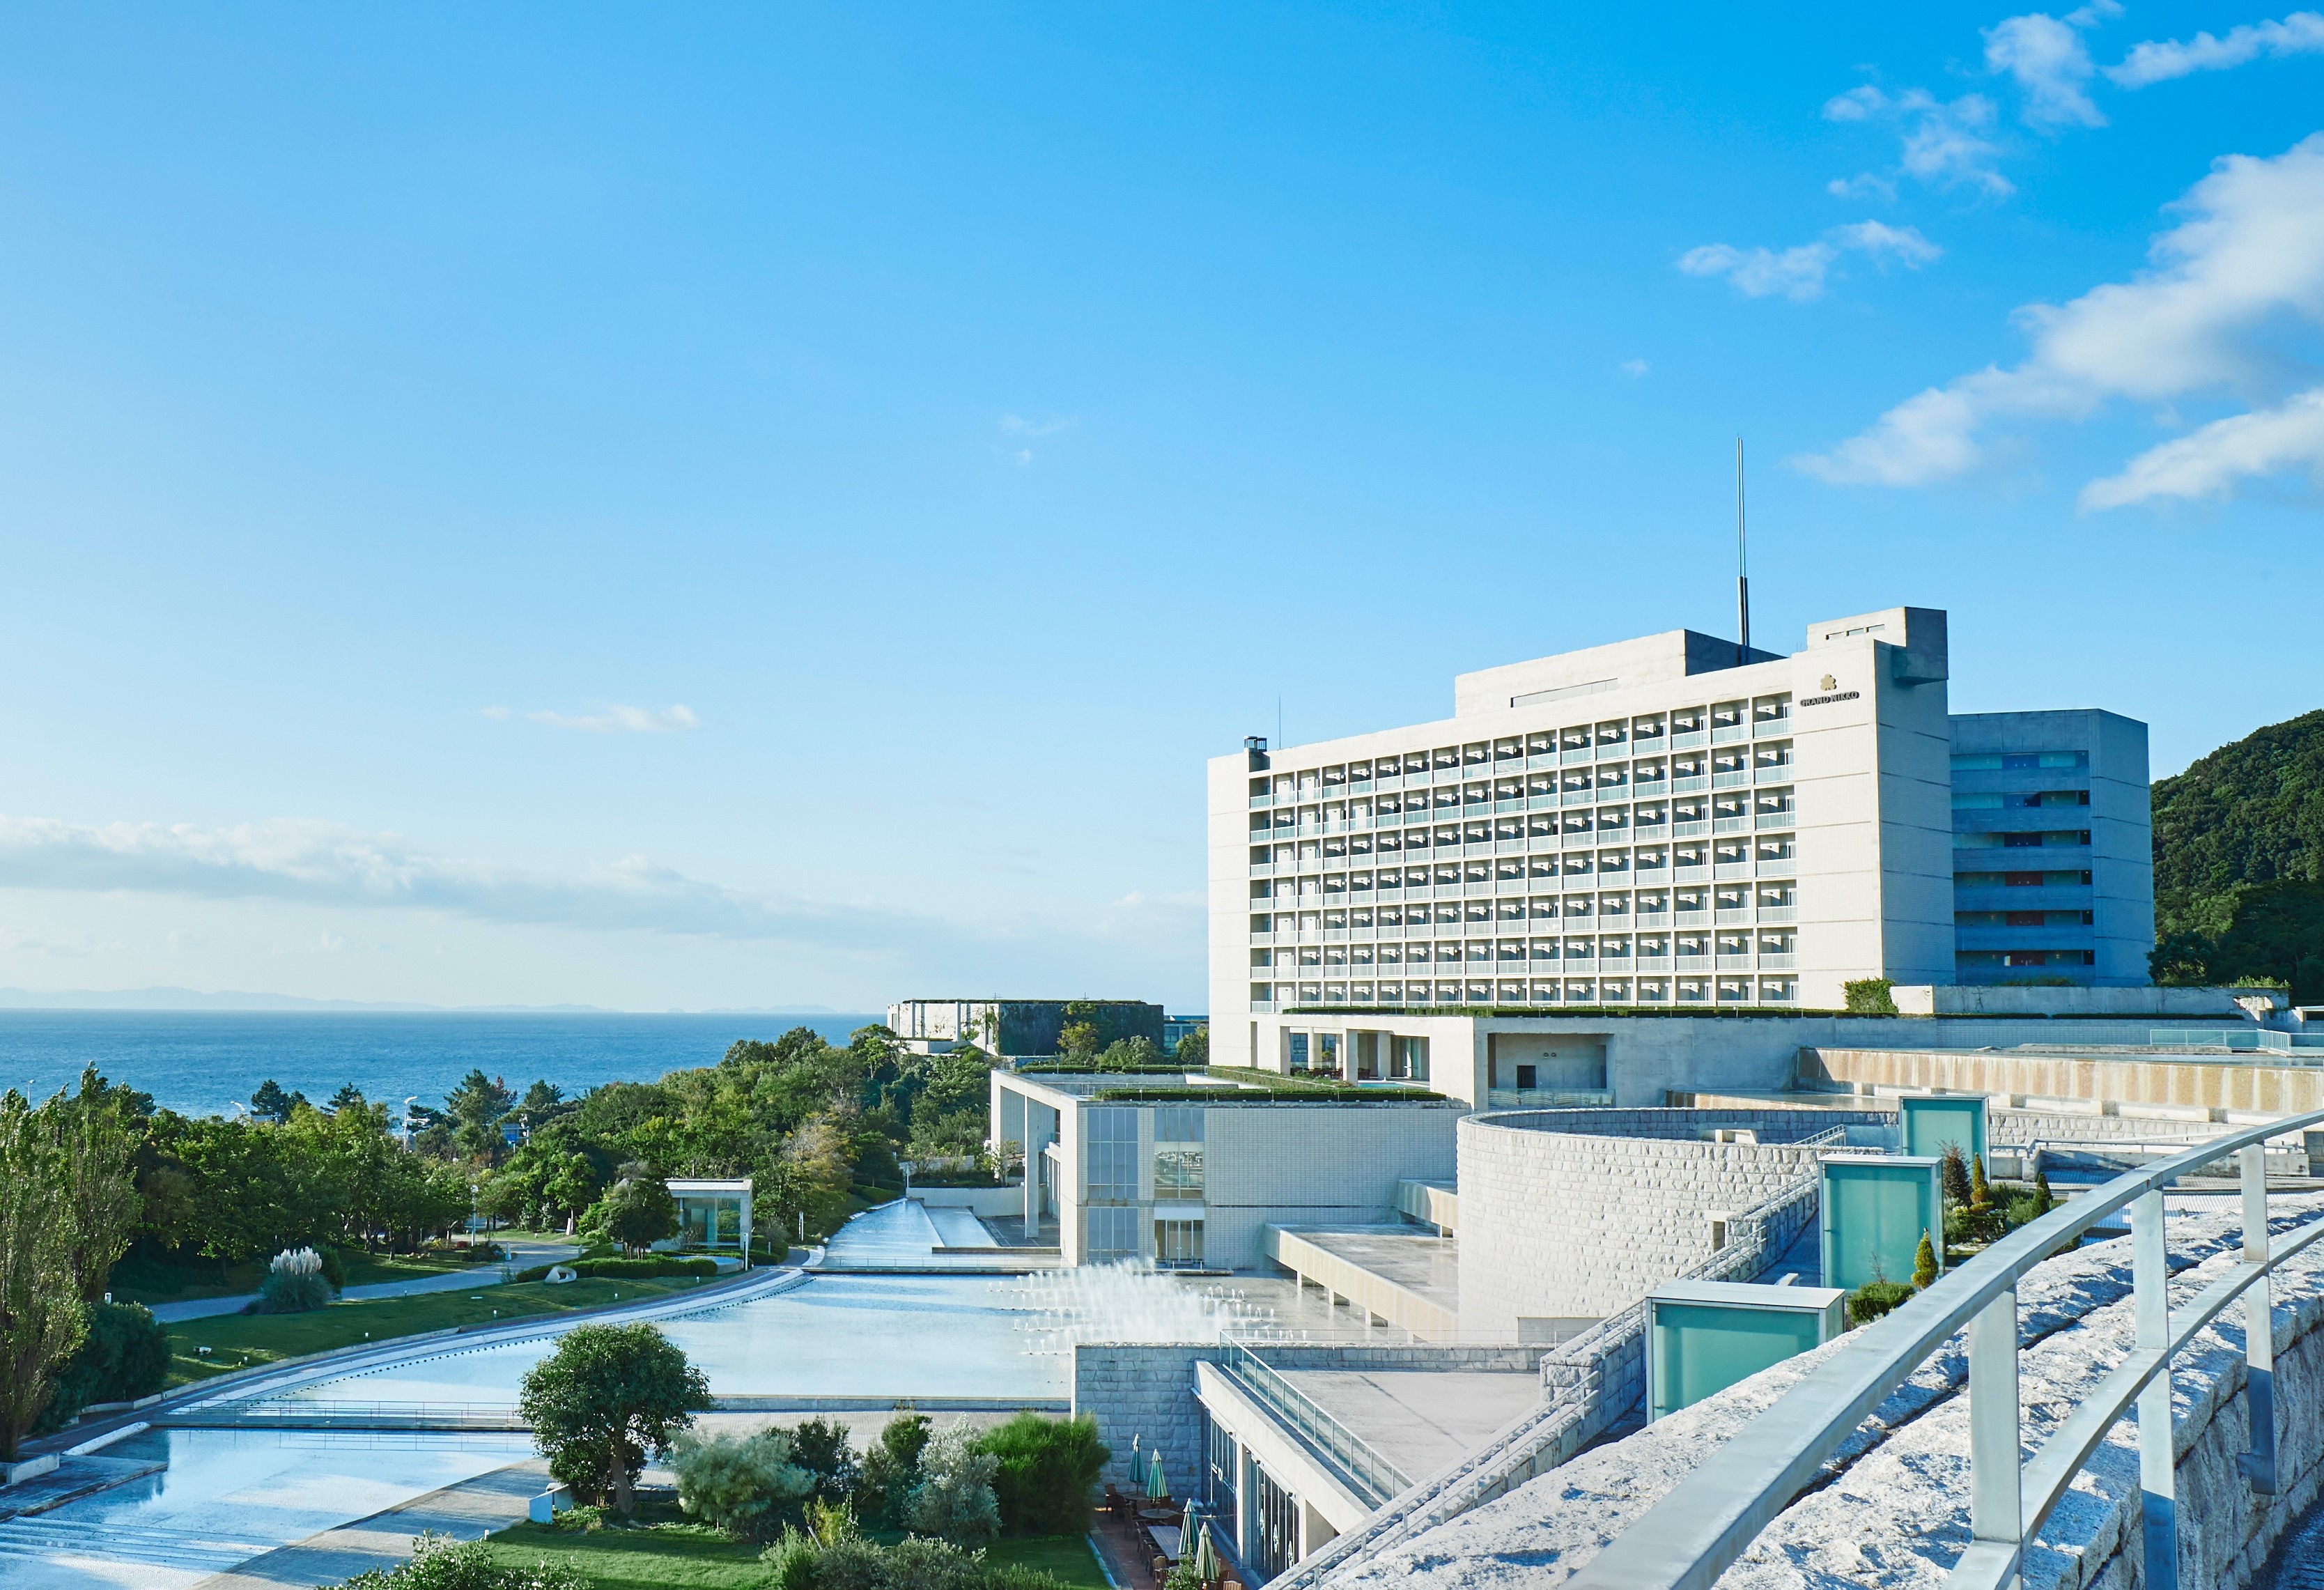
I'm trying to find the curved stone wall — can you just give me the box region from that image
[1455,1107,1891,1334]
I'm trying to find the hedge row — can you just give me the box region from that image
[511,1255,722,1282]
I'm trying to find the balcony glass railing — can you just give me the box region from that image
[1711,724,1748,743]
[1756,810,1795,829]
[1672,775,1710,794]
[1671,730,1708,749]
[1713,816,1749,833]
[1711,769,1751,787]
[1757,905,1799,923]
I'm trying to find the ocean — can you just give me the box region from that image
[0,1010,883,1117]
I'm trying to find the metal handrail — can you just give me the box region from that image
[1221,1343,1413,1506]
[1565,1106,2324,1590]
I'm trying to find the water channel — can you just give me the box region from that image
[0,1202,1335,1586]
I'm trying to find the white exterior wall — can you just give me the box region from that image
[1454,1108,1888,1332]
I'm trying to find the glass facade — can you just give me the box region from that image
[1948,743,2102,984]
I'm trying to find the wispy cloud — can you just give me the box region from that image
[1984,4,2118,130]
[527,704,701,734]
[1678,221,1939,302]
[996,412,1076,468]
[2107,10,2324,86]
[1794,134,2324,508]
[1619,359,1652,378]
[1825,86,2014,198]
[0,815,920,947]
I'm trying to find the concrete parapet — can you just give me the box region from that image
[1803,1044,2324,1118]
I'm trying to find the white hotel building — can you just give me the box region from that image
[1206,606,2154,1073]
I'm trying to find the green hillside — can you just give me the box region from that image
[2149,709,2324,1000]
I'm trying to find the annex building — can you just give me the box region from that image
[1207,605,2154,1073]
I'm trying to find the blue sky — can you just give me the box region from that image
[0,3,2318,1012]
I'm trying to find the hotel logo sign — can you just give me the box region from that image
[1799,673,1861,708]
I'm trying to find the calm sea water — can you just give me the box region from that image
[0,1010,881,1116]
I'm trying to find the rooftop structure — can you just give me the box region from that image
[887,998,1164,1057]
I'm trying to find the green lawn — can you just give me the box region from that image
[481,1517,1107,1590]
[162,1274,705,1384]
[114,1248,509,1307]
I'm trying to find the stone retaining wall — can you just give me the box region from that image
[1455,1108,1887,1332]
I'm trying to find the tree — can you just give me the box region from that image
[588,1165,678,1256]
[447,1070,518,1162]
[327,1084,369,1114]
[514,1080,568,1131]
[903,1417,1001,1547]
[1095,1037,1161,1071]
[1912,1230,1939,1290]
[47,1067,141,1302]
[1054,1021,1100,1060]
[517,1323,709,1515]
[0,1089,86,1460]
[1173,1026,1209,1067]
[672,1427,815,1543]
[36,1301,168,1435]
[979,1412,1109,1536]
[249,1079,295,1124]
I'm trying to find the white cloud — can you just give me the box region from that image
[1827,172,1898,201]
[1679,222,1940,302]
[2081,386,2324,507]
[1826,86,2014,197]
[527,704,700,734]
[2107,10,2324,87]
[1619,358,1652,378]
[1795,134,2324,504]
[0,814,927,946]
[480,706,511,720]
[998,414,1075,437]
[1984,10,2109,129]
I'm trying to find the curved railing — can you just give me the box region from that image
[1278,1166,1823,1589]
[1565,1105,2324,1590]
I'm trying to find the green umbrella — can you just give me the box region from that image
[1193,1519,1221,1584]
[1147,1453,1169,1502]
[1126,1437,1144,1488]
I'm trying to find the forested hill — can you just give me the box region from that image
[2150,709,2324,999]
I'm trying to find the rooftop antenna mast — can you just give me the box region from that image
[1735,436,1751,664]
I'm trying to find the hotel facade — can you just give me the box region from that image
[1205,606,2154,1073]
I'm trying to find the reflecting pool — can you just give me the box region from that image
[0,1428,533,1590]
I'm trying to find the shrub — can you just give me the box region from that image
[904,1417,1001,1548]
[1842,977,1898,1014]
[674,1427,816,1542]
[789,1415,860,1504]
[977,1412,1108,1536]
[1939,1145,1971,1209]
[2005,1194,2044,1230]
[34,1302,169,1433]
[1848,1280,1916,1326]
[258,1247,335,1314]
[858,1411,933,1527]
[756,1529,1069,1590]
[337,1531,587,1589]
[1912,1230,1939,1290]
[1969,1154,1992,1207]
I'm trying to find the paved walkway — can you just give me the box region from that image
[149,1239,581,1322]
[183,1459,549,1589]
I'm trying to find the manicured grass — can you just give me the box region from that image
[988,1535,1108,1587]
[485,1515,763,1589]
[480,1515,1108,1590]
[114,1247,507,1306]
[162,1274,705,1384]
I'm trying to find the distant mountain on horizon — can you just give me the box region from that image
[0,985,858,1016]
